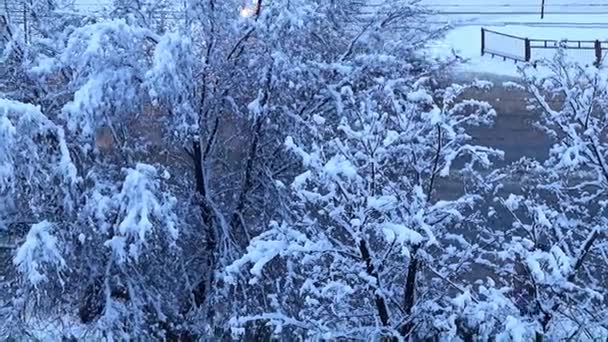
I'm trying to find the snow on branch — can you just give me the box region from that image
[0,98,78,195]
[13,221,65,286]
[104,163,179,263]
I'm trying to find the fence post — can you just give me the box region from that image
[595,40,602,67]
[481,28,485,56]
[525,38,531,62]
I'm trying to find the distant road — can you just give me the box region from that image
[5,2,608,31]
[362,1,608,28]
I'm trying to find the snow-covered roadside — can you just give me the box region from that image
[428,12,608,77]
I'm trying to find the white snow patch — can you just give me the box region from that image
[381,222,424,246]
[14,221,65,286]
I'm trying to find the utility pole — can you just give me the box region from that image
[541,0,546,19]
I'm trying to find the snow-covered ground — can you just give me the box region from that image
[423,0,608,76]
[421,0,608,25]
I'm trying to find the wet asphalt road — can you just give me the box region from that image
[435,72,553,200]
[458,72,553,167]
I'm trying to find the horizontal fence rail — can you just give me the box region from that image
[481,27,608,66]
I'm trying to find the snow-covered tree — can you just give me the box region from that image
[0,98,77,337]
[223,6,504,337]
[486,52,608,340]
[157,1,456,335]
[0,1,195,339]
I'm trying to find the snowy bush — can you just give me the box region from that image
[486,52,608,340]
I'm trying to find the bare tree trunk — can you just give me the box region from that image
[229,66,272,246]
[228,116,263,246]
[188,137,219,322]
[358,239,391,327]
[400,245,420,337]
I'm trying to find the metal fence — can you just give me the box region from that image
[481,27,608,66]
[1,0,29,42]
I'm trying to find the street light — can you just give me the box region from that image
[240,0,261,18]
[240,6,254,17]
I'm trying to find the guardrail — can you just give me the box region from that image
[481,28,608,66]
